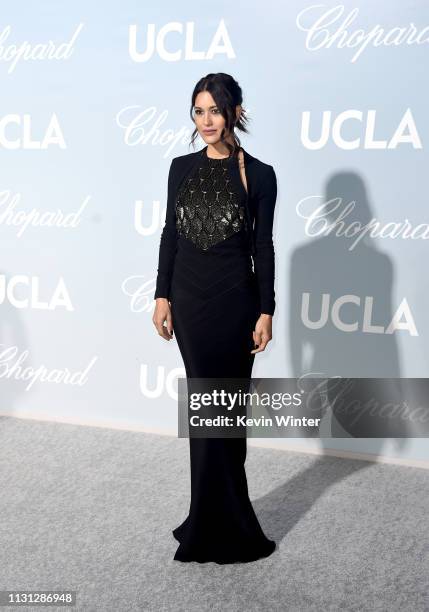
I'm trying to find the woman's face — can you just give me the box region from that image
[193,91,229,144]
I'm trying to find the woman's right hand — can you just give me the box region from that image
[153,298,174,340]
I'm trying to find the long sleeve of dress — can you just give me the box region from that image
[253,165,277,316]
[154,158,178,300]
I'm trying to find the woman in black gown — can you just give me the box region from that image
[153,73,278,564]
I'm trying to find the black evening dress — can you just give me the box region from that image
[157,146,276,564]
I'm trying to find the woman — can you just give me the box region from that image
[153,73,277,564]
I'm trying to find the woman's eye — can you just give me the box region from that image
[194,109,220,115]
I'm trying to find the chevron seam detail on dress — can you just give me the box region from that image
[172,266,252,302]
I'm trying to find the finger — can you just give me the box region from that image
[160,323,172,340]
[251,335,271,354]
[155,318,172,340]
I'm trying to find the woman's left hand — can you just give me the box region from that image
[251,314,273,354]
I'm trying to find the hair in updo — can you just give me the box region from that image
[189,73,250,157]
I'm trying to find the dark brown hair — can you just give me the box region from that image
[189,73,250,157]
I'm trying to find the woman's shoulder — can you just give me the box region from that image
[243,148,275,175]
[243,150,277,197]
[170,149,201,165]
[168,150,201,179]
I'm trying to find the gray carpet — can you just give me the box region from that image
[0,416,427,612]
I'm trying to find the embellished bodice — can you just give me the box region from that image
[175,151,248,251]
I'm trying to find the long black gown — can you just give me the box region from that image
[163,147,276,563]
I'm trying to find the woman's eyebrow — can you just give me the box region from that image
[194,105,218,109]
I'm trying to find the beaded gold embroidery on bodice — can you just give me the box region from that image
[175,154,247,250]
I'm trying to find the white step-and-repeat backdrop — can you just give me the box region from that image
[1,2,428,464]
